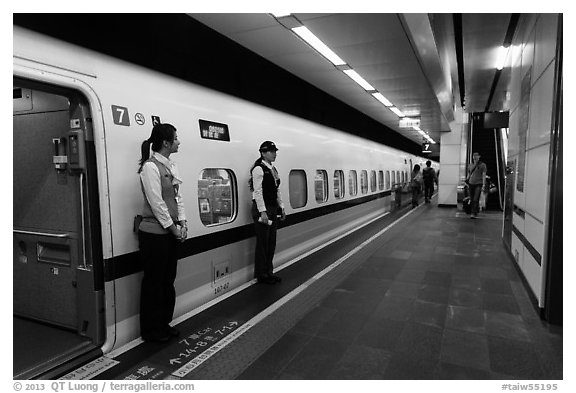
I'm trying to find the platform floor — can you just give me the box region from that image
[236,206,563,380]
[91,200,562,380]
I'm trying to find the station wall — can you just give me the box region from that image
[501,14,560,307]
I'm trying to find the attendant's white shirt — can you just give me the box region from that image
[140,152,186,228]
[251,160,285,213]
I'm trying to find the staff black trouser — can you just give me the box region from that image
[252,203,278,279]
[424,181,435,201]
[138,230,179,338]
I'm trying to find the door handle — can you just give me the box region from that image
[13,229,69,239]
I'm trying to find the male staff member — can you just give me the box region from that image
[249,141,286,284]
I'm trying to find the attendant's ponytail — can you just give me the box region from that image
[138,139,152,173]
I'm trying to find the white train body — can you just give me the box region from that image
[13,26,438,360]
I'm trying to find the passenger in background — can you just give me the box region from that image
[249,141,286,284]
[410,164,423,208]
[466,152,487,219]
[137,123,187,342]
[422,160,438,204]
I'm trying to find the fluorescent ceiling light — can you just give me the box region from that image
[496,45,509,70]
[271,13,291,17]
[342,69,375,91]
[389,107,405,117]
[372,92,393,107]
[292,26,346,66]
[412,125,421,131]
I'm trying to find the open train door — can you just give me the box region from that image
[13,79,105,379]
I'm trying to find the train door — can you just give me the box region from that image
[13,79,104,378]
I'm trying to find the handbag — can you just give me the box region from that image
[479,192,487,210]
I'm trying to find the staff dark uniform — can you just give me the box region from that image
[250,141,285,284]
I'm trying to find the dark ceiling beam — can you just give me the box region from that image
[484,14,520,112]
[453,14,466,109]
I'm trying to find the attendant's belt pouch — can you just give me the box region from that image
[133,215,143,232]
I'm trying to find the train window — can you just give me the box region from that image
[198,169,237,226]
[397,171,401,185]
[315,170,329,203]
[289,170,308,209]
[370,170,377,192]
[378,171,384,191]
[334,170,345,199]
[348,170,358,196]
[360,170,368,194]
[385,171,391,190]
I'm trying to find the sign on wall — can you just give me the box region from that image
[199,120,230,141]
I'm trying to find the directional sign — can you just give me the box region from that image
[117,362,171,380]
[399,117,420,128]
[422,142,432,154]
[146,319,243,373]
[199,119,230,141]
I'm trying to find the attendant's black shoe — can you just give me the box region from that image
[257,276,276,284]
[167,326,180,337]
[142,332,170,342]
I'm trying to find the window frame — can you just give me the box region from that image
[370,170,377,192]
[315,169,329,204]
[197,168,238,227]
[378,170,384,191]
[360,170,368,194]
[288,169,308,209]
[334,170,345,200]
[348,170,358,197]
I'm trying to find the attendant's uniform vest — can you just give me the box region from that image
[140,157,179,234]
[255,163,280,209]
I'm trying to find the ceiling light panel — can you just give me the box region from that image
[292,26,346,66]
[389,107,405,117]
[496,45,509,70]
[372,92,393,107]
[343,69,376,91]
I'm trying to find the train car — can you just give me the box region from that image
[13,26,438,378]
